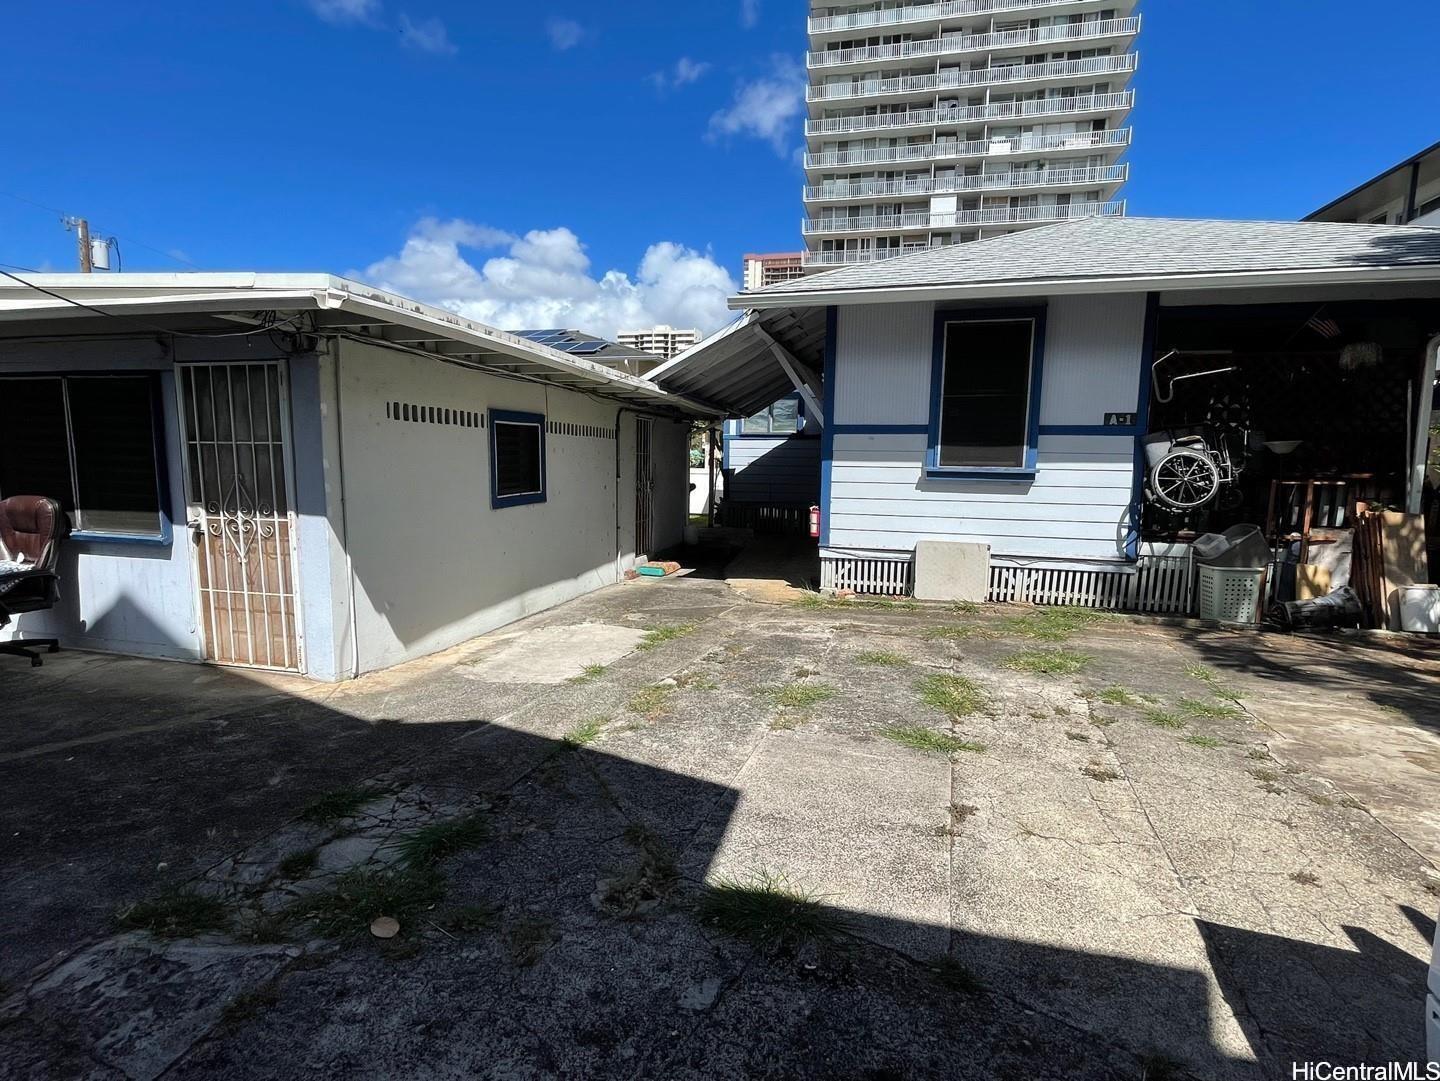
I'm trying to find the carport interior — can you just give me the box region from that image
[1143,298,1440,546]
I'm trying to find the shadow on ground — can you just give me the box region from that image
[0,578,1432,1080]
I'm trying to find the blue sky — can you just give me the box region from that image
[1,0,1437,336]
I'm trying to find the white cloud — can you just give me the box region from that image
[740,0,761,28]
[308,0,382,25]
[649,56,711,92]
[707,56,806,156]
[399,13,456,54]
[546,16,584,51]
[358,218,738,340]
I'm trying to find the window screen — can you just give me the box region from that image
[937,319,1035,469]
[0,375,164,535]
[493,420,543,501]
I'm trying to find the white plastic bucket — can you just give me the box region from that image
[1400,585,1440,634]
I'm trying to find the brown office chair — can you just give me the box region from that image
[0,495,68,667]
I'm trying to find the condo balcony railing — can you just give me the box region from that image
[803,242,945,266]
[807,53,1138,103]
[808,0,1128,36]
[802,199,1126,235]
[807,17,1140,69]
[804,91,1134,137]
[803,163,1128,202]
[804,126,1130,169]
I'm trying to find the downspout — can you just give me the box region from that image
[1406,333,1440,515]
[332,338,361,679]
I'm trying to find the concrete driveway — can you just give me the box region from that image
[2,567,1437,1080]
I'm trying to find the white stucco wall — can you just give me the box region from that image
[330,340,685,675]
[826,294,1149,565]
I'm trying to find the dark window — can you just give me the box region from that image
[937,319,1036,469]
[0,374,164,536]
[491,412,545,507]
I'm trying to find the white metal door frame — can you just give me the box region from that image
[175,360,305,673]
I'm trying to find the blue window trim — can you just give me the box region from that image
[489,409,547,509]
[819,306,838,547]
[1126,292,1162,562]
[927,305,1047,481]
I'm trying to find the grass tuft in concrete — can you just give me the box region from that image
[1141,707,1186,730]
[697,868,851,951]
[568,664,607,684]
[879,724,986,756]
[949,600,980,615]
[932,954,986,993]
[116,890,229,938]
[1182,734,1224,749]
[292,866,445,938]
[299,785,388,825]
[1179,698,1240,720]
[916,674,986,718]
[1289,870,1321,887]
[638,623,697,651]
[1002,649,1091,676]
[384,813,487,868]
[950,802,979,824]
[768,682,838,709]
[1064,730,1092,742]
[768,715,801,731]
[628,684,675,716]
[562,718,605,748]
[278,849,319,881]
[1183,662,1243,702]
[1094,685,1142,707]
[856,649,909,667]
[922,624,997,641]
[1003,606,1112,642]
[1248,767,1281,784]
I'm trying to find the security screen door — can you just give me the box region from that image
[179,362,302,671]
[635,417,654,559]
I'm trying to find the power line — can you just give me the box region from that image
[0,189,202,270]
[0,267,310,340]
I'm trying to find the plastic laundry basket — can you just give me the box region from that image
[1196,565,1265,624]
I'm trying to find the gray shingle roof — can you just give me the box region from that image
[756,217,1440,297]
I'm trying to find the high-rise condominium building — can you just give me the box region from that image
[804,0,1141,267]
[617,325,701,360]
[743,252,809,290]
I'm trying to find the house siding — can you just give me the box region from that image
[827,296,1148,563]
[726,436,821,505]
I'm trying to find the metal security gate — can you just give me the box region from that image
[635,417,654,558]
[179,362,302,671]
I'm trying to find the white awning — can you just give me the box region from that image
[646,307,827,417]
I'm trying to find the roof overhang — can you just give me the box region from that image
[731,263,1440,310]
[1307,140,1440,223]
[646,308,827,417]
[0,273,720,416]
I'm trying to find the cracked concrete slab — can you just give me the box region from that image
[2,567,1437,1079]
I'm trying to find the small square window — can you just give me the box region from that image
[490,410,546,508]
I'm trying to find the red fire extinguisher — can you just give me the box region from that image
[809,505,821,539]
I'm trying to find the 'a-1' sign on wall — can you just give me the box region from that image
[1104,412,1138,427]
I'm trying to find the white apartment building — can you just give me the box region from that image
[617,326,702,360]
[804,0,1141,267]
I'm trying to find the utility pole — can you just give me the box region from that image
[63,216,93,272]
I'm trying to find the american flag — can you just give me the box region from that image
[1305,310,1342,339]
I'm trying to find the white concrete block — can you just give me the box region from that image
[914,540,990,603]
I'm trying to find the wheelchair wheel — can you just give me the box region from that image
[1150,448,1221,511]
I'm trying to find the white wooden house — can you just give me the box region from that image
[655,218,1440,610]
